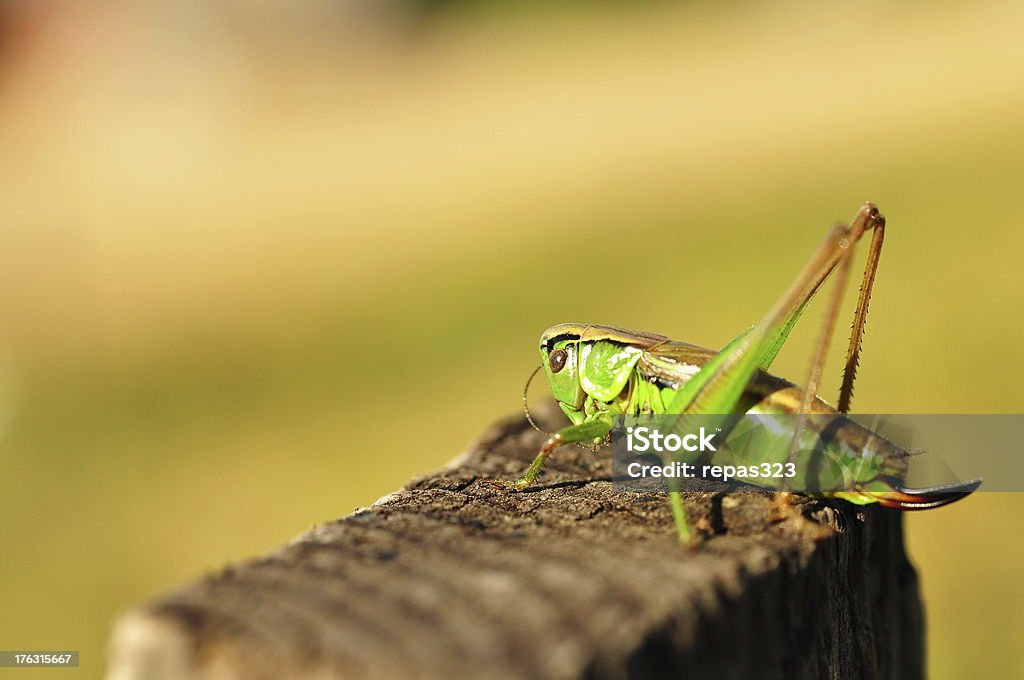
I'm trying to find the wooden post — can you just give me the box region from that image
[106,406,924,680]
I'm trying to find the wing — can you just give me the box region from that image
[641,339,823,413]
[637,340,719,389]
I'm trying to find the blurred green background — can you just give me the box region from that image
[1,1,1022,677]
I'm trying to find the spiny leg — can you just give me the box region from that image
[837,211,885,413]
[794,203,886,414]
[780,223,856,494]
[775,205,885,515]
[721,203,887,376]
[777,207,884,517]
[770,220,860,512]
[775,221,856,512]
[663,207,884,539]
[668,208,885,420]
[795,226,856,416]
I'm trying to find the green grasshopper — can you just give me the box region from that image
[490,204,981,542]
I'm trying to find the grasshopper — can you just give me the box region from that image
[490,204,981,542]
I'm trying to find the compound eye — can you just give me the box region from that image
[548,348,568,373]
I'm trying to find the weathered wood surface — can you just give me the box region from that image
[106,405,924,680]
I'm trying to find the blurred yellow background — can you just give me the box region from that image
[1,1,1022,677]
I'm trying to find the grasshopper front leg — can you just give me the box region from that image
[489,415,614,491]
